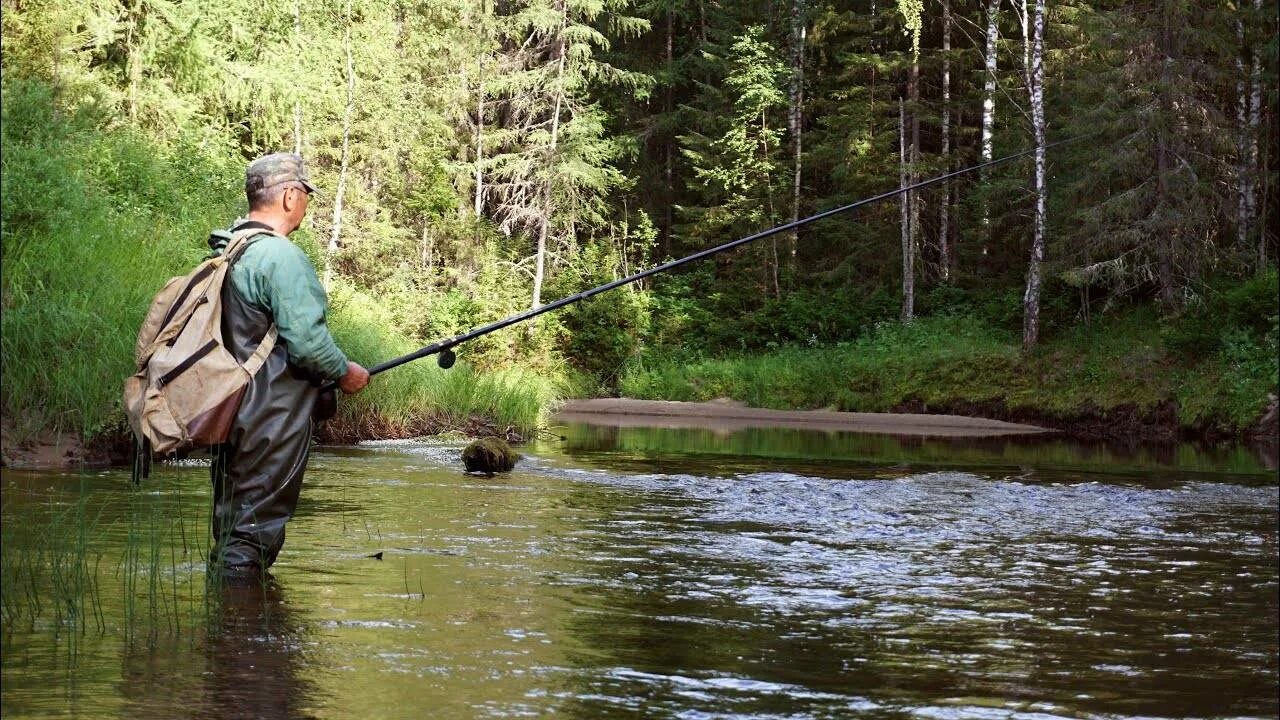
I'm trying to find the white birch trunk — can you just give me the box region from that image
[788,0,806,266]
[473,64,485,217]
[980,0,1000,236]
[939,0,952,282]
[1018,0,1031,90]
[1022,0,1046,350]
[900,98,914,323]
[326,0,355,292]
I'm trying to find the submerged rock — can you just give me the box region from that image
[462,437,519,475]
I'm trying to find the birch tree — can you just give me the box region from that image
[787,0,806,273]
[1022,0,1046,349]
[938,0,952,281]
[980,0,1000,235]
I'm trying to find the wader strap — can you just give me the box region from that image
[242,325,278,377]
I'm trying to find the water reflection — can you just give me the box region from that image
[550,422,1278,477]
[117,582,318,720]
[2,431,1277,720]
[538,462,1278,718]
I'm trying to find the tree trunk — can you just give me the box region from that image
[1018,0,1031,91]
[788,0,806,273]
[1022,0,1046,350]
[980,0,1000,237]
[909,56,921,288]
[939,0,952,282]
[532,0,568,314]
[1249,0,1263,268]
[532,197,548,313]
[664,8,674,257]
[420,221,432,269]
[763,111,780,297]
[326,0,355,292]
[293,0,302,154]
[900,98,914,322]
[1233,14,1244,252]
[126,0,142,124]
[474,60,485,218]
[1154,0,1177,308]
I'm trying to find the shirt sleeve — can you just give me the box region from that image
[253,237,350,381]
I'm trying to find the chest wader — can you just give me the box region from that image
[210,243,320,575]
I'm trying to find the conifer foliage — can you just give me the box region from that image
[1,0,1276,374]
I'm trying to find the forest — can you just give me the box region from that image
[1,0,1277,454]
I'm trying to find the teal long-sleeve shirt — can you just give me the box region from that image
[208,225,349,381]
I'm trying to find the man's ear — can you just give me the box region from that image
[281,186,298,213]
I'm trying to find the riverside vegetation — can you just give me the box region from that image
[1,0,1276,462]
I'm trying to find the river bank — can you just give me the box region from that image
[555,398,1053,436]
[618,310,1280,447]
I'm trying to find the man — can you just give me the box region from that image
[207,152,369,580]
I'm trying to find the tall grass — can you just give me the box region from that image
[1,78,557,446]
[1,80,236,440]
[323,282,558,438]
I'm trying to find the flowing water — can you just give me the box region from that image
[2,425,1276,719]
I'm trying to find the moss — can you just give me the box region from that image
[461,437,520,474]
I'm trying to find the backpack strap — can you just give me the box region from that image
[223,227,281,371]
[242,326,279,377]
[223,227,270,263]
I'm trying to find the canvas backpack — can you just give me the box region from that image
[123,229,278,471]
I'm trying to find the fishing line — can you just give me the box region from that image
[322,134,1087,392]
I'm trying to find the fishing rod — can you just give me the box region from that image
[323,137,1076,392]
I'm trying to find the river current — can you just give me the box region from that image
[2,424,1276,719]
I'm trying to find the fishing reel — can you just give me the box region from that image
[438,347,456,369]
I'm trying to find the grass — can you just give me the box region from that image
[1,77,557,448]
[620,307,1279,435]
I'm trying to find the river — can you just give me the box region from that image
[2,424,1276,719]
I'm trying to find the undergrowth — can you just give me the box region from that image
[1,78,555,446]
[621,291,1279,435]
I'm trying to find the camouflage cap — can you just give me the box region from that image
[245,152,317,195]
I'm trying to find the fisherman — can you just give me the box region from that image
[207,152,369,581]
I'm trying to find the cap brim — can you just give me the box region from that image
[300,179,319,195]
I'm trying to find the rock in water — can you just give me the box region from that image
[462,437,519,475]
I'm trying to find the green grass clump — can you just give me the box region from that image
[1,79,235,440]
[324,282,556,437]
[1,78,556,446]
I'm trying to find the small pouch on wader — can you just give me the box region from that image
[312,389,338,424]
[122,230,277,476]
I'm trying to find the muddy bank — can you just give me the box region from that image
[0,413,525,472]
[554,399,1053,437]
[558,395,1280,449]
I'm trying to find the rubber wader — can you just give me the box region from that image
[210,234,320,575]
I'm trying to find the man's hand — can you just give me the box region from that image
[339,362,370,395]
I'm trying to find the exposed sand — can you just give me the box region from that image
[554,398,1052,437]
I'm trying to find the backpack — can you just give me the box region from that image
[123,229,278,476]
